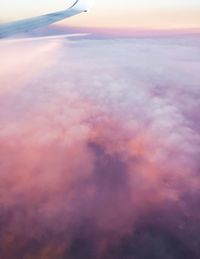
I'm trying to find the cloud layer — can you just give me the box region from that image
[0,36,200,258]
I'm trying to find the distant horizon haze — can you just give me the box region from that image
[0,0,200,30]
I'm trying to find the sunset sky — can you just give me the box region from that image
[1,0,200,29]
[1,0,200,258]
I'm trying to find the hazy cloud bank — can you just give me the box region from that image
[0,36,200,258]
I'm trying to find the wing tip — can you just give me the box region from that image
[70,0,94,12]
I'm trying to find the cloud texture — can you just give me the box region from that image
[0,35,200,258]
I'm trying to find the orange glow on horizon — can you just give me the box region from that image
[61,7,200,30]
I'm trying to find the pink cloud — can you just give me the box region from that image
[0,35,200,258]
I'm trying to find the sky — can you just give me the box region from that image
[0,1,200,258]
[0,0,200,29]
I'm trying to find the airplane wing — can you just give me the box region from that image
[0,0,93,38]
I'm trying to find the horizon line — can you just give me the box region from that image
[53,25,200,37]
